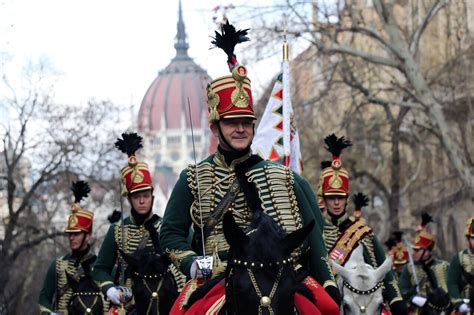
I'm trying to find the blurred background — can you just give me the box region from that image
[0,0,472,313]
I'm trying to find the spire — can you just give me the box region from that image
[174,0,189,59]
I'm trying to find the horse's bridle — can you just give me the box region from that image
[228,257,294,315]
[71,291,101,314]
[133,271,164,315]
[341,280,383,314]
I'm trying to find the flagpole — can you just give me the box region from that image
[282,36,291,167]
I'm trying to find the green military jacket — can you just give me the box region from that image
[323,214,404,307]
[447,248,473,304]
[160,152,336,289]
[399,257,449,301]
[92,213,186,295]
[38,251,100,314]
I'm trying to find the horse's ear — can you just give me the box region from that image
[223,212,248,249]
[330,260,351,280]
[118,248,139,267]
[66,272,78,292]
[281,220,315,256]
[374,255,393,282]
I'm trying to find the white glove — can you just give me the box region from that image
[458,303,471,313]
[190,256,213,279]
[411,296,427,307]
[106,287,122,305]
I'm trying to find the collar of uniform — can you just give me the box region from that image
[326,212,349,227]
[130,210,154,225]
[214,149,252,170]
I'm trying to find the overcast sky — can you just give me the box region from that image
[0,0,281,115]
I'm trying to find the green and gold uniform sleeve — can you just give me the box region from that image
[399,264,416,300]
[447,252,463,304]
[369,236,404,305]
[160,169,197,276]
[293,173,336,289]
[92,223,118,294]
[38,259,56,314]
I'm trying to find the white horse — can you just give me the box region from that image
[331,244,393,315]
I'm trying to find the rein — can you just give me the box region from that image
[133,271,164,315]
[71,291,101,314]
[229,256,294,269]
[247,266,283,315]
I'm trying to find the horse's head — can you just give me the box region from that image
[119,247,178,315]
[331,245,392,315]
[66,272,103,315]
[223,211,315,315]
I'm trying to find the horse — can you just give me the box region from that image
[120,247,179,315]
[330,244,392,315]
[187,210,317,315]
[66,257,105,315]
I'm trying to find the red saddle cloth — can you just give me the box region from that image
[170,276,339,315]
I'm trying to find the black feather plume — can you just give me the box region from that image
[71,181,91,203]
[320,160,332,170]
[324,133,352,157]
[393,231,403,242]
[421,212,433,227]
[385,237,396,249]
[353,192,369,209]
[211,20,250,64]
[108,209,121,224]
[115,132,143,157]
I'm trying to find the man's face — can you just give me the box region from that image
[324,195,347,216]
[68,232,90,251]
[413,248,431,262]
[210,118,255,151]
[128,189,153,215]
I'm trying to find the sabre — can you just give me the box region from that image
[405,238,420,294]
[119,179,125,286]
[187,97,207,258]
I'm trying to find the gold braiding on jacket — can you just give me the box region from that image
[247,164,303,233]
[113,219,179,290]
[460,250,473,298]
[323,221,340,252]
[432,261,449,292]
[56,257,77,314]
[360,235,377,266]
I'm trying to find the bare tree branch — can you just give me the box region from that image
[409,0,449,55]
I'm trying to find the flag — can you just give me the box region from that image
[251,41,303,174]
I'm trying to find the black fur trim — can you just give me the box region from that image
[233,155,264,214]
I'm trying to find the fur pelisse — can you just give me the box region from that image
[107,210,121,224]
[323,133,352,156]
[353,192,369,209]
[71,180,91,203]
[421,212,433,227]
[211,20,250,63]
[114,132,143,157]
